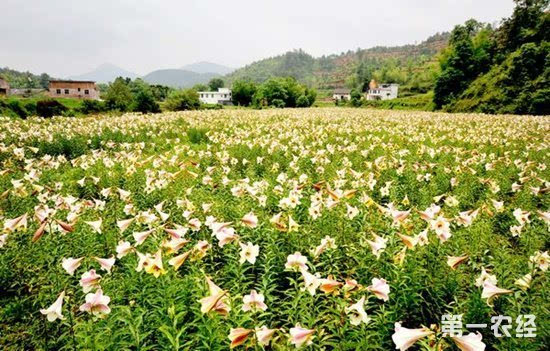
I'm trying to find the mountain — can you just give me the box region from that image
[142,69,220,88]
[181,61,234,75]
[224,33,450,91]
[69,63,138,83]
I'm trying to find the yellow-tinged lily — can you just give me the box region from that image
[145,250,165,278]
[447,255,468,270]
[228,328,253,348]
[168,250,192,270]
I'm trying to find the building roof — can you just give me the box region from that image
[198,88,232,94]
[49,80,96,84]
[333,88,351,94]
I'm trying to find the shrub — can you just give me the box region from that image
[164,89,201,111]
[7,100,29,118]
[36,99,67,118]
[350,89,363,107]
[105,77,133,112]
[231,80,257,106]
[296,95,310,107]
[133,89,160,114]
[271,98,285,108]
[22,100,37,116]
[80,99,105,114]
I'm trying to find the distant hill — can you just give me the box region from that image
[225,33,450,90]
[142,69,220,88]
[181,61,234,75]
[69,63,138,83]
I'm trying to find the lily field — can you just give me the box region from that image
[0,108,548,350]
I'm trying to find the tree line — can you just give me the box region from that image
[434,0,549,114]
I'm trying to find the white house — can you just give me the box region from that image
[198,88,232,105]
[333,88,351,101]
[366,83,399,101]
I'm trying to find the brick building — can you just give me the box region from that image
[48,80,100,100]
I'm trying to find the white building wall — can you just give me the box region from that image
[333,94,351,101]
[198,88,232,104]
[366,84,399,101]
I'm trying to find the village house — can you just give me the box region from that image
[366,80,399,100]
[198,88,233,105]
[333,88,351,101]
[48,80,100,100]
[0,78,9,96]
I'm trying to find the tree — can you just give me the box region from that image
[164,89,201,111]
[253,78,288,107]
[192,83,208,92]
[252,77,316,108]
[231,80,257,106]
[36,99,67,118]
[105,77,133,111]
[304,88,317,106]
[208,78,224,91]
[39,73,50,89]
[296,95,310,107]
[350,89,363,107]
[133,86,160,114]
[496,0,549,53]
[150,85,173,101]
[434,67,466,108]
[433,20,493,108]
[80,99,105,114]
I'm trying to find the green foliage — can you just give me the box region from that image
[208,78,225,91]
[1,99,29,119]
[187,127,210,144]
[164,89,201,111]
[435,1,549,114]
[105,77,134,112]
[36,99,68,118]
[363,92,435,111]
[231,80,257,106]
[252,77,316,108]
[192,83,209,92]
[133,86,161,114]
[226,39,449,91]
[296,94,310,108]
[0,67,52,89]
[0,109,547,350]
[495,0,550,53]
[79,99,105,114]
[149,84,173,101]
[350,89,363,107]
[449,42,549,115]
[434,21,493,108]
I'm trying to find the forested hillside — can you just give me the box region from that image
[436,0,549,115]
[225,33,449,95]
[0,67,52,89]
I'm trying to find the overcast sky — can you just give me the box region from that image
[0,0,515,77]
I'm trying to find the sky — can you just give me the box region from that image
[0,0,516,78]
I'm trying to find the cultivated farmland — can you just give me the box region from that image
[0,108,548,350]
